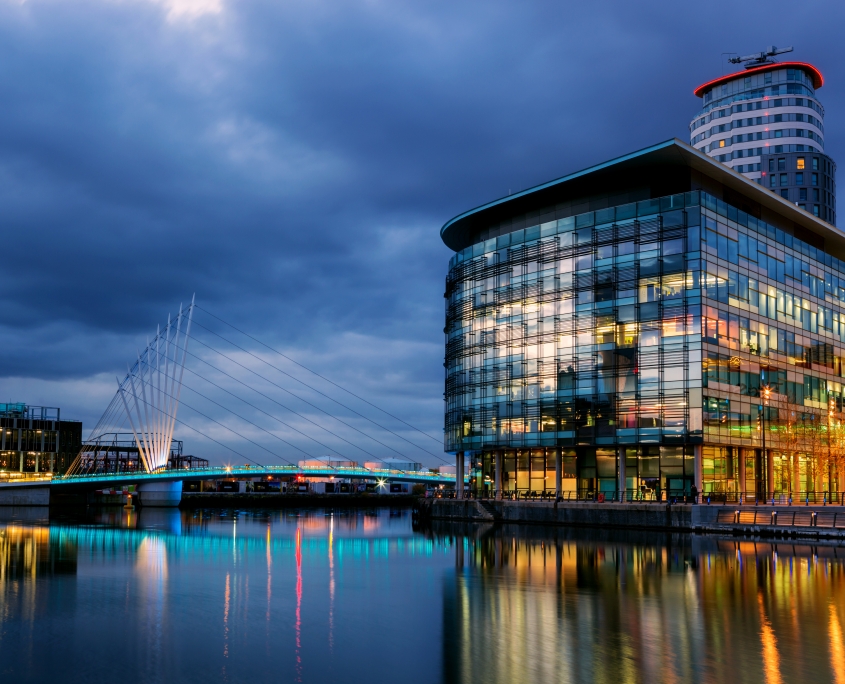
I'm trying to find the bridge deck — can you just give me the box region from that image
[0,465,459,489]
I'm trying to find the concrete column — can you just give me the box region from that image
[618,447,626,502]
[137,481,183,507]
[793,452,802,500]
[693,444,702,493]
[554,448,562,499]
[494,450,502,498]
[34,453,39,473]
[456,451,464,497]
[739,449,747,498]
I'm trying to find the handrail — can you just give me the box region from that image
[434,489,845,505]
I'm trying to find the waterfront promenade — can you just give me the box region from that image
[421,498,845,540]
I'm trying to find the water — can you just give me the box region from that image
[0,507,844,684]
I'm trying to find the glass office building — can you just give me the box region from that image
[441,139,845,501]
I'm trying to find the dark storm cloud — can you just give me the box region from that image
[0,0,843,457]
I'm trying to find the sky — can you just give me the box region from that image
[1,0,844,467]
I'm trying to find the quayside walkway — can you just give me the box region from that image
[419,498,845,541]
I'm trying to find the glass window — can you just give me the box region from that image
[813,188,820,202]
[780,173,788,186]
[780,189,789,199]
[797,157,805,170]
[800,188,807,201]
[813,158,819,170]
[719,140,726,148]
[812,173,819,186]
[778,158,786,171]
[768,159,775,172]
[814,205,820,217]
[796,172,804,184]
[770,175,777,188]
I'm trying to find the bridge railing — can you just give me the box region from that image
[50,464,462,485]
[435,489,845,505]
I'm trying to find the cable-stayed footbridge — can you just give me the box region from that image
[0,297,458,505]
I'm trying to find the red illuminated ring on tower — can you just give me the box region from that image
[693,62,823,98]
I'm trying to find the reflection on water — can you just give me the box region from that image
[0,508,843,684]
[437,523,845,684]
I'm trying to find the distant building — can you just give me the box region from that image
[0,403,82,475]
[364,459,423,472]
[690,47,836,225]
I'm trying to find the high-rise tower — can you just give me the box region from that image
[690,47,836,224]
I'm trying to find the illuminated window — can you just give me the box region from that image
[719,139,726,148]
[797,157,805,170]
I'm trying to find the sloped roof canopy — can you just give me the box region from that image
[440,138,845,257]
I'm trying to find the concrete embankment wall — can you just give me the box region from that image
[428,499,692,530]
[426,499,845,539]
[0,487,50,506]
[180,493,417,508]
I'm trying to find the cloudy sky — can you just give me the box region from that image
[1,0,843,467]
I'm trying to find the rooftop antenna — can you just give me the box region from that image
[728,45,793,69]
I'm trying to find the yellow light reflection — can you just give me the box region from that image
[758,594,782,684]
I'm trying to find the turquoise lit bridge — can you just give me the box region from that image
[52,465,459,489]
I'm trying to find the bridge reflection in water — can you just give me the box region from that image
[439,524,845,684]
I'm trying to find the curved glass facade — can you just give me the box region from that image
[444,185,845,500]
[445,193,702,496]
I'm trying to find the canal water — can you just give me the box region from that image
[0,507,843,684]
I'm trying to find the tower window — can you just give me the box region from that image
[778,158,786,171]
[781,189,789,199]
[780,174,788,186]
[813,158,819,170]
[796,172,804,184]
[797,157,805,170]
[800,188,807,201]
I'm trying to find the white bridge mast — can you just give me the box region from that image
[117,296,195,472]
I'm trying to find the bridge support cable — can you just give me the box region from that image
[162,343,408,470]
[67,392,131,475]
[184,326,450,465]
[158,351,385,470]
[196,305,443,444]
[138,360,346,468]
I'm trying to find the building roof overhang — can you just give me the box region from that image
[440,138,845,254]
[693,61,823,98]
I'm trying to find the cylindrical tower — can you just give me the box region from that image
[690,58,836,225]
